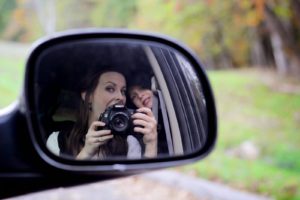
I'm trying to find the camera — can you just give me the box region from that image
[98,104,135,135]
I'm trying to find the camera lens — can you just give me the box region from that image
[111,113,129,132]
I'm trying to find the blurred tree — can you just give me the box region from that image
[133,0,300,77]
[263,0,300,76]
[0,0,16,34]
[249,0,300,77]
[1,0,299,77]
[34,0,56,35]
[2,0,44,42]
[55,0,137,30]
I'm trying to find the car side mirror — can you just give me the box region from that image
[25,29,217,168]
[0,29,217,197]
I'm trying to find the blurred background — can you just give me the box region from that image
[0,0,299,199]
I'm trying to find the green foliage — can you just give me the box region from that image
[130,0,179,36]
[1,0,300,75]
[56,0,94,29]
[130,1,254,68]
[182,69,300,199]
[273,1,292,19]
[0,55,25,107]
[91,0,137,28]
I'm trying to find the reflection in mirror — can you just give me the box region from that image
[34,39,207,161]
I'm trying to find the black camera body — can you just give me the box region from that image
[99,104,135,135]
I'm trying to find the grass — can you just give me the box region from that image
[181,69,300,200]
[0,53,26,108]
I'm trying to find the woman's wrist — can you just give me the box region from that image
[144,141,157,158]
[76,148,93,160]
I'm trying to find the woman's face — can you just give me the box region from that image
[129,86,153,109]
[84,72,127,121]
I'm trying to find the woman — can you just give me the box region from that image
[128,73,169,155]
[46,67,158,159]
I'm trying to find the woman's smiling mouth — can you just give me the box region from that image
[142,97,151,106]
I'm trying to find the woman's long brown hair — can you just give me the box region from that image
[66,69,128,158]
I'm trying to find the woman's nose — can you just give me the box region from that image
[116,91,126,104]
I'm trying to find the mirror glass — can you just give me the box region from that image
[33,38,208,160]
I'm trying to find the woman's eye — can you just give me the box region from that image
[106,87,115,92]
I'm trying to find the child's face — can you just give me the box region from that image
[129,86,153,109]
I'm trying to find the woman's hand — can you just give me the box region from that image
[132,107,158,157]
[76,121,113,159]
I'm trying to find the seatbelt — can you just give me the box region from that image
[152,93,159,121]
[152,90,174,155]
